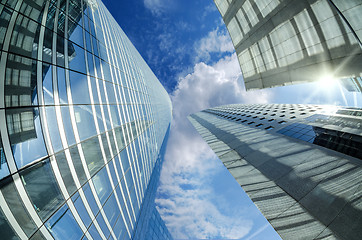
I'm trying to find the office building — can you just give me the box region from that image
[214,0,362,91]
[0,0,172,239]
[189,104,361,240]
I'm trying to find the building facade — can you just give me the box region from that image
[214,0,362,91]
[0,0,172,239]
[189,104,361,240]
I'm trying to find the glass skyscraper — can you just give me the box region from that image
[0,0,172,239]
[189,104,361,240]
[214,0,362,91]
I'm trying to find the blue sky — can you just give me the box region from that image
[102,0,362,239]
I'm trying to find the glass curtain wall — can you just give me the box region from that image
[0,0,172,239]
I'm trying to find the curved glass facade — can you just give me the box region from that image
[0,0,172,239]
[214,0,362,91]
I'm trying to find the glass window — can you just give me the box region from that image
[57,67,68,104]
[69,145,87,185]
[1,177,37,237]
[109,105,121,127]
[85,31,92,52]
[55,151,77,195]
[112,212,126,240]
[20,159,64,221]
[69,70,91,104]
[29,230,47,240]
[68,42,87,74]
[45,107,63,153]
[120,149,130,173]
[101,133,112,162]
[6,107,48,168]
[82,137,104,176]
[0,139,10,180]
[242,0,258,27]
[61,106,76,146]
[108,133,118,158]
[108,161,118,186]
[42,64,54,105]
[0,6,12,50]
[92,167,112,205]
[0,207,18,240]
[45,204,83,240]
[88,223,102,240]
[94,105,104,133]
[72,192,92,227]
[4,54,37,108]
[9,14,38,58]
[214,0,229,16]
[89,76,100,104]
[73,105,97,141]
[96,213,110,239]
[42,27,53,64]
[87,52,95,77]
[68,21,84,48]
[103,193,120,227]
[105,81,117,104]
[82,182,99,216]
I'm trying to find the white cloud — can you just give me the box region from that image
[194,28,234,63]
[156,46,273,238]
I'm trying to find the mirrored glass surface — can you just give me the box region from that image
[20,159,64,221]
[45,204,83,240]
[6,107,48,168]
[0,139,10,180]
[1,177,37,237]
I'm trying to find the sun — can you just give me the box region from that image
[317,75,338,89]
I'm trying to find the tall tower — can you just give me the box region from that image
[214,0,362,91]
[0,0,172,239]
[189,104,361,240]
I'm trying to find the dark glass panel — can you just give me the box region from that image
[54,151,76,195]
[1,177,37,236]
[20,158,64,221]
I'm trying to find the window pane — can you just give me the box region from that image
[73,105,97,141]
[55,151,77,195]
[6,107,48,168]
[72,192,91,227]
[0,207,18,240]
[45,204,83,240]
[20,159,64,221]
[92,167,112,205]
[1,178,37,237]
[82,137,104,176]
[0,139,10,180]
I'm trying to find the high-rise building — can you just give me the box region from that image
[214,0,362,91]
[189,104,361,240]
[0,0,172,239]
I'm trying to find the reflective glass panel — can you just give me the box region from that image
[20,159,64,221]
[45,204,83,240]
[6,107,48,168]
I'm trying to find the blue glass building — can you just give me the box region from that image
[0,0,172,239]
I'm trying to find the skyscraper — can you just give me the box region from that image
[214,0,362,91]
[0,0,172,239]
[189,104,361,240]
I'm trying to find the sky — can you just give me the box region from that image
[102,0,362,239]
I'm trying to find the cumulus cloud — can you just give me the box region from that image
[194,28,234,63]
[156,46,273,238]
